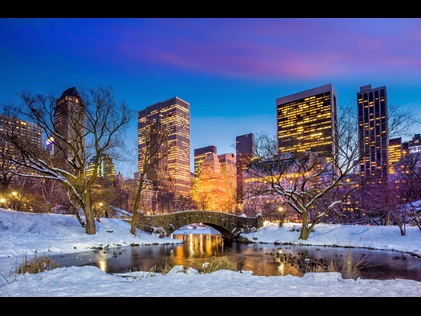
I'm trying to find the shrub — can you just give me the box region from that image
[201,256,239,274]
[14,252,59,274]
[308,251,365,279]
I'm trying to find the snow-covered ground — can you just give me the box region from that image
[0,208,420,297]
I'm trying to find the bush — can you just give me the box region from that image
[306,251,365,279]
[14,252,59,274]
[201,256,239,274]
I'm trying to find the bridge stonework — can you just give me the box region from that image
[135,210,264,240]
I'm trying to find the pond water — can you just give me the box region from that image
[48,233,421,281]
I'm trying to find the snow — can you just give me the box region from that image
[0,208,421,298]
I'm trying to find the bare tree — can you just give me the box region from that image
[246,140,356,240]
[246,103,416,240]
[391,152,421,234]
[0,85,131,234]
[130,117,169,235]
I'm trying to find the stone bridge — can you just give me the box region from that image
[135,210,264,241]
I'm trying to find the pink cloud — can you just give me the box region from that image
[16,18,420,82]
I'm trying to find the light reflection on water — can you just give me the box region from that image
[172,234,225,257]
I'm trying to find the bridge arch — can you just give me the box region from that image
[135,210,264,241]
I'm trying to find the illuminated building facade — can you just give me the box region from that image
[192,146,237,212]
[138,96,191,198]
[0,114,43,174]
[86,153,116,181]
[389,139,409,192]
[54,87,86,165]
[217,153,237,213]
[357,84,388,184]
[236,133,254,210]
[389,137,403,175]
[194,145,217,179]
[126,173,157,214]
[276,83,338,159]
[194,151,225,210]
[408,133,421,154]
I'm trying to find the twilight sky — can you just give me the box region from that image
[1,18,421,178]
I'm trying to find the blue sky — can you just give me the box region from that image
[1,18,421,178]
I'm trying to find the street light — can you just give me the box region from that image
[11,192,18,210]
[278,206,284,227]
[0,198,6,209]
[95,202,105,220]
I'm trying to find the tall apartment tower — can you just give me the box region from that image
[276,83,338,159]
[236,133,254,210]
[357,84,388,185]
[138,96,191,198]
[54,87,86,164]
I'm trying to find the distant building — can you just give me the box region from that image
[86,153,116,181]
[194,145,217,179]
[125,172,157,214]
[408,133,421,154]
[276,83,338,160]
[194,151,225,210]
[192,146,237,212]
[389,137,403,175]
[217,153,237,213]
[0,114,43,176]
[138,96,191,199]
[54,87,86,167]
[357,84,388,185]
[236,133,254,211]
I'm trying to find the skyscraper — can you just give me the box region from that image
[138,96,191,198]
[54,87,86,165]
[276,83,338,159]
[236,133,254,210]
[357,84,388,184]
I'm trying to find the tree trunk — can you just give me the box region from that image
[398,221,406,236]
[83,190,96,235]
[130,209,139,235]
[299,213,310,240]
[130,177,145,235]
[72,207,86,227]
[385,210,390,226]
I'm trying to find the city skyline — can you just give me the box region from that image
[1,18,421,178]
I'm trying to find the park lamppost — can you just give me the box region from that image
[278,206,284,227]
[95,202,104,220]
[0,197,6,209]
[11,191,18,210]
